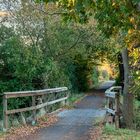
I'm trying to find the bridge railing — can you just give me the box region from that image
[3,87,68,130]
[105,86,122,128]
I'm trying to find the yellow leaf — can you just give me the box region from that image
[128,29,134,35]
[112,2,116,7]
[129,17,135,24]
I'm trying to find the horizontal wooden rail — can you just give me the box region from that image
[105,108,115,115]
[6,96,68,115]
[3,87,68,130]
[4,87,68,98]
[108,86,122,91]
[105,91,117,98]
[105,86,122,98]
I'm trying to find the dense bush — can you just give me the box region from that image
[92,67,99,87]
[73,54,92,91]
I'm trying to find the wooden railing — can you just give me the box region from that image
[105,86,122,128]
[3,87,68,130]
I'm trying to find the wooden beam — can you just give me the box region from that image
[4,87,68,99]
[109,86,122,91]
[6,96,68,115]
[115,94,120,128]
[3,95,8,130]
[105,92,116,98]
[32,96,36,124]
[106,108,115,115]
[47,97,68,105]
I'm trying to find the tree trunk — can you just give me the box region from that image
[117,53,124,88]
[121,48,133,129]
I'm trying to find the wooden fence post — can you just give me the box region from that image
[32,96,36,125]
[115,92,120,128]
[3,94,8,130]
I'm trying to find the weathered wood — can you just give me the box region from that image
[105,92,116,98]
[109,98,114,109]
[6,96,68,115]
[105,86,122,128]
[115,94,120,128]
[61,100,66,106]
[4,87,68,99]
[47,97,68,105]
[105,86,122,99]
[109,86,122,91]
[3,95,8,130]
[2,87,68,130]
[105,108,115,115]
[32,96,36,124]
[4,87,67,94]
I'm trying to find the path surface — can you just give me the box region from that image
[24,81,115,140]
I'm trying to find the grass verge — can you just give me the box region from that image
[68,93,85,103]
[102,124,140,140]
[64,93,85,109]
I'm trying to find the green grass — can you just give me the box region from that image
[63,93,85,109]
[135,99,140,109]
[0,131,6,139]
[68,93,85,104]
[102,124,140,140]
[134,99,140,130]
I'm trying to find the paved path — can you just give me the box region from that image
[97,80,115,90]
[24,81,115,140]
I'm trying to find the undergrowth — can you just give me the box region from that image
[102,124,140,140]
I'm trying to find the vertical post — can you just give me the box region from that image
[43,95,47,112]
[3,94,8,130]
[115,92,120,128]
[61,100,66,106]
[32,96,36,125]
[109,98,113,110]
[105,97,110,124]
[107,97,109,108]
[65,91,69,106]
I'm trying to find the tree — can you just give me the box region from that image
[36,0,140,128]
